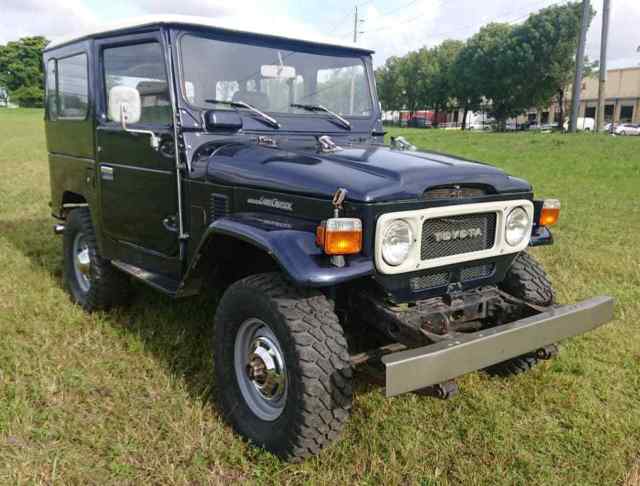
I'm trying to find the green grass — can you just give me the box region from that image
[1,109,639,484]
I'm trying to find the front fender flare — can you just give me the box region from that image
[186,216,374,288]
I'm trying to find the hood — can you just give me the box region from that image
[205,142,531,203]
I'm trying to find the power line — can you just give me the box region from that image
[376,0,421,18]
[361,0,562,37]
[362,0,430,34]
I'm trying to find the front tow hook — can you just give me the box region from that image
[536,344,559,360]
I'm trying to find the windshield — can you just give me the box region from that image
[180,34,373,118]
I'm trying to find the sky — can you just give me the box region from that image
[2,0,639,69]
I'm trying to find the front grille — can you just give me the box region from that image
[410,271,450,291]
[421,212,497,260]
[461,264,495,282]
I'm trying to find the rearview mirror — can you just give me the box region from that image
[108,86,141,124]
[260,65,296,80]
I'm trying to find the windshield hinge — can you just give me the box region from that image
[317,135,342,153]
[390,136,416,152]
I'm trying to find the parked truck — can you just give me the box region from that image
[44,16,614,461]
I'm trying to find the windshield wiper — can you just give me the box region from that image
[204,99,280,129]
[291,103,351,130]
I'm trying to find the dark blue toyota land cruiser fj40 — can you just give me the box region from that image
[44,15,614,460]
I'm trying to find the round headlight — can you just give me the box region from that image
[505,207,530,246]
[381,219,413,266]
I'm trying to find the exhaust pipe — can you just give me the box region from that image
[53,224,65,235]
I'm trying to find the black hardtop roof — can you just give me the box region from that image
[44,14,375,54]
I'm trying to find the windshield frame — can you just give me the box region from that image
[175,29,377,127]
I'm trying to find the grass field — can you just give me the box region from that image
[1,109,639,485]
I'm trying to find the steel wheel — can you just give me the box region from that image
[72,232,91,293]
[233,318,288,421]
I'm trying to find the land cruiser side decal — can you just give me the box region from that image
[247,196,293,211]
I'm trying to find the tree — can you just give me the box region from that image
[451,42,483,130]
[427,40,464,127]
[375,56,405,111]
[0,36,49,107]
[513,2,594,128]
[398,50,423,114]
[463,23,526,128]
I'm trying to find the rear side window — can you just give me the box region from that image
[103,42,171,125]
[46,59,58,120]
[58,54,89,119]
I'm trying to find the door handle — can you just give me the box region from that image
[100,165,114,181]
[162,215,178,233]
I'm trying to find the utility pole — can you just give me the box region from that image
[569,0,590,133]
[350,5,364,113]
[353,6,359,43]
[596,0,611,132]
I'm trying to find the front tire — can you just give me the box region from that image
[214,273,352,461]
[486,252,556,377]
[63,208,131,311]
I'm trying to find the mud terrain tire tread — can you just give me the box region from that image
[486,252,556,377]
[63,208,130,311]
[214,272,352,461]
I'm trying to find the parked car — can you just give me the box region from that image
[43,15,614,461]
[562,117,596,132]
[614,123,640,136]
[468,121,492,130]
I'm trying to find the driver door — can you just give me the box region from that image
[95,35,179,258]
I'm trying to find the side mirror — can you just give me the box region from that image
[108,86,141,124]
[204,110,243,132]
[108,86,159,150]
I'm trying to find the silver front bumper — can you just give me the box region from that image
[381,295,615,397]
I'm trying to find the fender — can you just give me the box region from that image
[182,214,374,289]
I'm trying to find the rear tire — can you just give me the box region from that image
[486,252,555,377]
[63,208,131,311]
[214,273,352,461]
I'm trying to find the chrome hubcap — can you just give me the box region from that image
[234,318,287,421]
[73,233,91,293]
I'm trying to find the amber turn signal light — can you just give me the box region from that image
[539,199,560,226]
[316,218,362,255]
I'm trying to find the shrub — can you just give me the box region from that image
[11,85,43,108]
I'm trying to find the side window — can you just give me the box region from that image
[104,42,171,125]
[58,54,89,119]
[46,59,58,120]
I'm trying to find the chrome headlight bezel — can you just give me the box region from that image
[381,219,414,266]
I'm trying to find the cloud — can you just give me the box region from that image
[357,1,444,65]
[586,0,640,68]
[0,0,98,44]
[127,0,234,18]
[1,0,638,70]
